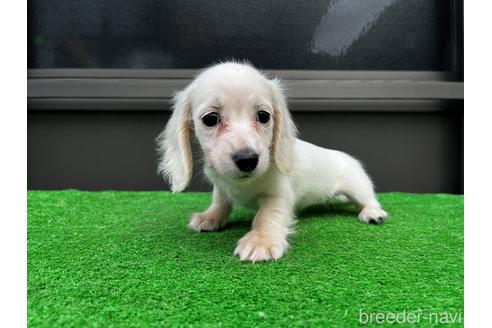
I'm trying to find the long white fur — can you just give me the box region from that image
[157,61,388,262]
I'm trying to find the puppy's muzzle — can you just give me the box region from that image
[232,150,259,172]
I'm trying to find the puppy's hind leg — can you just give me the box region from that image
[188,186,232,231]
[340,164,388,224]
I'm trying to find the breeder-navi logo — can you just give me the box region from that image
[359,309,463,325]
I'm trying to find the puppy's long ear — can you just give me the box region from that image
[157,89,193,192]
[270,78,297,175]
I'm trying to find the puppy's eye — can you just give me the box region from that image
[256,110,271,124]
[202,112,220,127]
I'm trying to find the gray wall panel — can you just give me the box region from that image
[28,103,463,193]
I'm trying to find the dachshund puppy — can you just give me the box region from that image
[157,62,387,262]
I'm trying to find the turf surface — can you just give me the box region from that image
[28,191,463,327]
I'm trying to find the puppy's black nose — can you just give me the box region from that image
[232,150,259,172]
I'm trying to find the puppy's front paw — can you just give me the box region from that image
[233,230,288,262]
[358,207,388,224]
[188,212,226,232]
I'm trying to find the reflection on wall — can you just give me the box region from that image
[311,0,397,56]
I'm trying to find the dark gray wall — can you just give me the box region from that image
[28,101,463,193]
[29,0,454,71]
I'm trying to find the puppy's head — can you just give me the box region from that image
[158,62,297,192]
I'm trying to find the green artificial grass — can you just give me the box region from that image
[28,191,463,327]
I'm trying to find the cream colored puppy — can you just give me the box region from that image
[158,62,387,262]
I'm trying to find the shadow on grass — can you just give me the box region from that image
[135,200,360,259]
[224,219,252,230]
[297,201,358,220]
